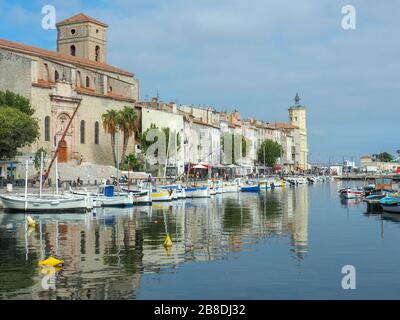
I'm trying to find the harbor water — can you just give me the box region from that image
[1,181,399,299]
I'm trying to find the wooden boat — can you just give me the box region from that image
[0,194,91,213]
[380,196,400,213]
[159,184,186,199]
[240,184,260,192]
[121,189,152,205]
[185,186,210,198]
[339,188,364,199]
[1,157,92,213]
[150,189,173,202]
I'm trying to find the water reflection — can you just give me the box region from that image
[0,187,309,300]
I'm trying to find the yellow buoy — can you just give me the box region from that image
[26,215,36,228]
[163,233,173,247]
[38,257,64,267]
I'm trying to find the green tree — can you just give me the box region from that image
[0,90,35,115]
[121,153,142,171]
[0,107,39,160]
[376,152,393,162]
[257,139,283,167]
[102,109,120,167]
[118,106,137,164]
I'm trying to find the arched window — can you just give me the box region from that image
[54,70,59,81]
[70,45,76,56]
[86,76,90,88]
[94,121,99,145]
[43,63,49,81]
[76,70,81,87]
[80,120,85,144]
[95,46,100,62]
[45,116,50,141]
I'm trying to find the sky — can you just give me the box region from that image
[0,0,399,164]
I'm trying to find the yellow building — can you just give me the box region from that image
[289,93,309,170]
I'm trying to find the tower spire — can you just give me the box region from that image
[294,93,301,106]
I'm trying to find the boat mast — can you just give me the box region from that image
[116,124,120,188]
[24,159,28,211]
[55,155,59,195]
[39,151,43,198]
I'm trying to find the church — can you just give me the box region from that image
[0,13,139,166]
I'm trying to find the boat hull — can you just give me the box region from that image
[0,195,89,213]
[185,187,210,198]
[240,185,260,192]
[381,204,400,213]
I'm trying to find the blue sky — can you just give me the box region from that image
[0,0,399,164]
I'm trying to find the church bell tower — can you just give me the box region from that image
[56,13,108,63]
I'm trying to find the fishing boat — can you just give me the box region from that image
[240,184,260,192]
[339,188,364,199]
[0,194,92,213]
[1,155,92,213]
[185,186,210,198]
[121,189,152,205]
[150,189,173,202]
[160,184,186,199]
[380,196,400,213]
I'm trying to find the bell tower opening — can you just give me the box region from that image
[56,13,108,63]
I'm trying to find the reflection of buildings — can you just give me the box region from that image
[4,210,142,299]
[0,189,310,299]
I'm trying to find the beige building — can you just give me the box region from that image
[360,155,400,172]
[0,13,139,166]
[289,93,308,170]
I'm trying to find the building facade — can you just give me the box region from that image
[0,13,139,166]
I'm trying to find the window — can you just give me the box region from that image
[76,70,81,87]
[71,29,76,35]
[86,76,90,88]
[54,70,59,81]
[95,46,100,62]
[109,86,112,93]
[80,120,85,144]
[45,116,50,141]
[43,63,49,81]
[94,122,99,145]
[70,45,76,56]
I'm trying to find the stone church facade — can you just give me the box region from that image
[0,13,139,166]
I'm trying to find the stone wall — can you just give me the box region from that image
[0,48,32,99]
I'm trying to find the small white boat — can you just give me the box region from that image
[121,189,152,205]
[0,194,91,213]
[159,184,186,199]
[1,156,91,213]
[339,188,364,199]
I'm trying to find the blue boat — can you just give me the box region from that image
[240,184,260,192]
[380,196,400,213]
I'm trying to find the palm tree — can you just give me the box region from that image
[118,106,137,164]
[102,109,119,168]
